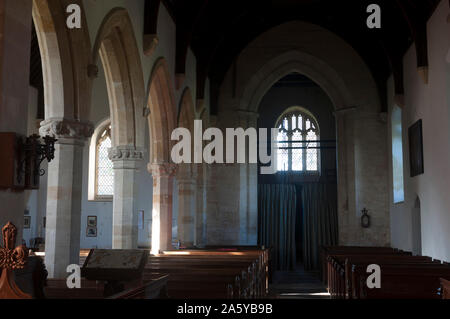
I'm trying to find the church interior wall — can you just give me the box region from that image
[389,0,450,262]
[213,21,390,248]
[9,0,450,271]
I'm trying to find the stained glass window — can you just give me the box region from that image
[275,108,320,173]
[96,125,113,197]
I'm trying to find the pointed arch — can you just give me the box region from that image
[93,8,146,148]
[239,51,352,114]
[178,87,195,131]
[147,58,177,164]
[32,0,92,120]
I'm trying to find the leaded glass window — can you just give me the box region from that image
[95,125,113,197]
[276,108,320,172]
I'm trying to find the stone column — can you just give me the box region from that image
[108,146,144,249]
[40,118,93,279]
[195,164,206,246]
[149,163,177,253]
[237,110,259,245]
[177,165,196,247]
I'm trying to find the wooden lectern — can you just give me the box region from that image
[0,222,32,299]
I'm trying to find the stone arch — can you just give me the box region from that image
[93,8,146,149]
[32,0,92,120]
[214,21,388,247]
[178,87,196,130]
[147,58,177,164]
[32,0,93,278]
[240,51,353,114]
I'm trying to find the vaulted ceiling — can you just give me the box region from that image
[145,0,443,113]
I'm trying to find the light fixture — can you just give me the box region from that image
[361,208,371,228]
[17,134,57,189]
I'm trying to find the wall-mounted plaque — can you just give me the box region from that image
[409,119,424,177]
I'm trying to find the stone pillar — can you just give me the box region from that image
[177,165,196,247]
[149,163,177,253]
[353,111,390,246]
[108,146,144,249]
[237,110,259,245]
[39,118,93,278]
[195,164,206,246]
[335,109,351,244]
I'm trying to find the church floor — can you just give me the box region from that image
[268,264,330,299]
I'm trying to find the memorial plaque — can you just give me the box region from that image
[81,249,149,282]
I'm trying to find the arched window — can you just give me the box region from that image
[95,125,113,198]
[391,105,404,203]
[276,107,320,172]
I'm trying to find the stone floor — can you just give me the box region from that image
[269,263,330,299]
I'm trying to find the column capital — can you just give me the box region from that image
[149,163,178,177]
[108,146,145,169]
[39,118,94,142]
[108,146,145,162]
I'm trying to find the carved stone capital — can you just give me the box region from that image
[149,163,178,178]
[108,146,145,162]
[39,118,94,141]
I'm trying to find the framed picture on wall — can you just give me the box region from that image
[86,227,97,237]
[87,216,97,227]
[24,216,31,229]
[409,119,424,177]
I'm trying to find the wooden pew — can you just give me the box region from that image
[325,248,410,297]
[439,278,450,299]
[44,279,105,299]
[321,246,401,285]
[344,256,439,299]
[107,275,169,299]
[352,264,450,299]
[322,245,450,299]
[145,248,268,299]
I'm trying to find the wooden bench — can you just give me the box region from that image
[352,264,450,299]
[44,279,106,299]
[439,278,450,299]
[145,248,269,299]
[322,246,450,299]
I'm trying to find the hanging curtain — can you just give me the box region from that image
[302,183,338,271]
[258,184,297,271]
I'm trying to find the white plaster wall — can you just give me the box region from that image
[390,1,450,262]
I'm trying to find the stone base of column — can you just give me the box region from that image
[177,166,197,247]
[149,163,177,254]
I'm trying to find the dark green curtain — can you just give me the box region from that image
[258,184,297,271]
[302,183,338,271]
